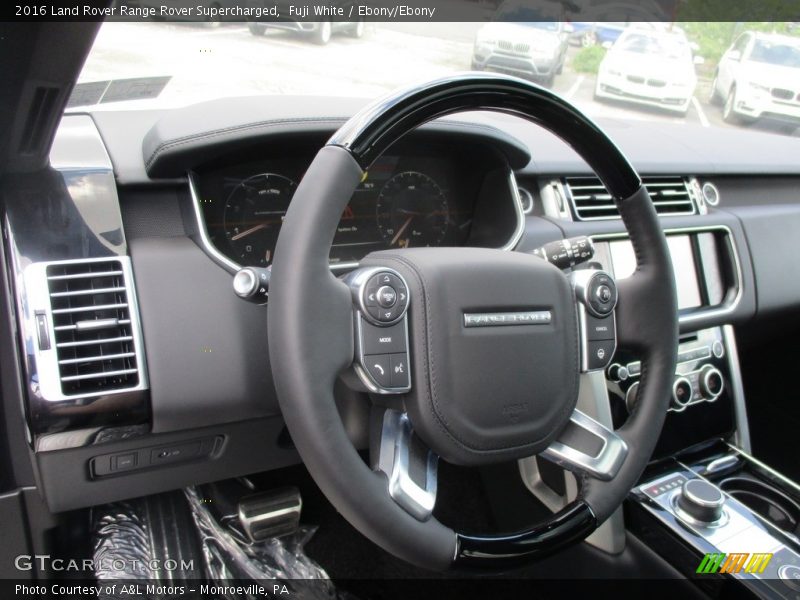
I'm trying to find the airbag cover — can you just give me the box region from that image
[361,248,579,465]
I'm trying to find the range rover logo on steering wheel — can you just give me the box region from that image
[463,310,553,328]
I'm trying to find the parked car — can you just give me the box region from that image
[595,25,699,115]
[711,31,800,125]
[566,0,669,47]
[246,0,363,44]
[471,0,569,86]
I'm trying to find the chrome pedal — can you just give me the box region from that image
[237,486,302,543]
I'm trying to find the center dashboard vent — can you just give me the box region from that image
[565,176,697,221]
[42,258,145,397]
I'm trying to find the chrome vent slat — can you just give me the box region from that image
[47,270,123,281]
[56,335,133,348]
[51,302,128,314]
[45,259,141,396]
[60,368,138,382]
[50,287,127,298]
[565,176,696,221]
[58,352,136,365]
[54,319,130,332]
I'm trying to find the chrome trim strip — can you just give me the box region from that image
[463,310,552,328]
[187,172,240,274]
[186,165,526,274]
[723,325,751,452]
[592,225,744,326]
[540,409,628,481]
[724,444,800,495]
[376,410,438,521]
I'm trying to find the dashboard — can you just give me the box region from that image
[190,139,524,270]
[5,96,800,516]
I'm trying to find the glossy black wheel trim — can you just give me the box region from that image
[455,501,597,567]
[329,72,641,201]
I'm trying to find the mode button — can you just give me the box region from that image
[361,320,407,355]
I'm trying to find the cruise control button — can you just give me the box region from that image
[587,340,615,371]
[361,320,407,354]
[586,314,615,341]
[364,354,391,388]
[389,353,410,388]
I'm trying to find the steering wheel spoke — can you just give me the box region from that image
[540,409,628,481]
[373,409,438,521]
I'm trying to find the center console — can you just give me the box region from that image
[593,228,800,596]
[521,224,800,596]
[629,444,800,598]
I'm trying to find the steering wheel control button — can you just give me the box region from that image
[676,479,725,524]
[389,353,410,388]
[364,354,391,388]
[377,285,397,308]
[586,314,615,341]
[587,340,615,371]
[361,320,407,355]
[586,273,617,317]
[364,284,379,306]
[596,284,613,304]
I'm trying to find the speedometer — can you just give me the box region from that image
[375,171,449,249]
[223,173,296,266]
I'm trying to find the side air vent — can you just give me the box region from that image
[565,176,696,221]
[25,257,148,400]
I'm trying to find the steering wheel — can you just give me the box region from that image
[267,73,678,571]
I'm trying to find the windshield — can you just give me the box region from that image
[615,32,691,60]
[749,40,800,68]
[77,20,800,138]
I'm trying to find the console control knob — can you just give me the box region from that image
[671,376,693,409]
[625,381,640,413]
[677,479,725,523]
[699,365,724,400]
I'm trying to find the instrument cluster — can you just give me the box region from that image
[193,152,484,268]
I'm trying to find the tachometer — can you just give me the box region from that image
[223,173,296,266]
[376,171,449,248]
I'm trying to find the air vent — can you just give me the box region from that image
[44,259,142,396]
[565,176,696,221]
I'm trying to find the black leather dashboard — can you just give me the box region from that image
[14,96,800,512]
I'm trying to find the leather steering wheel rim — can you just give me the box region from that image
[267,73,678,571]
